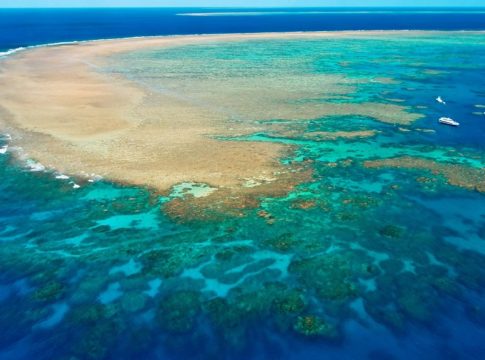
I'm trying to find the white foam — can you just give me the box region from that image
[72,184,81,189]
[55,174,70,180]
[80,171,102,183]
[436,96,446,105]
[0,47,26,58]
[178,11,333,17]
[0,37,159,62]
[0,41,87,60]
[90,174,103,182]
[178,10,485,17]
[0,146,7,154]
[26,160,45,172]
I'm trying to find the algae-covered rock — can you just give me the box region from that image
[379,225,403,238]
[273,291,306,315]
[204,297,242,329]
[262,233,297,252]
[32,281,65,302]
[157,291,200,334]
[293,315,338,339]
[417,264,460,297]
[73,320,123,360]
[393,272,436,324]
[289,254,357,302]
[203,297,249,351]
[290,199,317,210]
[318,280,357,301]
[336,212,357,221]
[140,248,208,278]
[430,276,459,296]
[67,303,119,326]
[271,289,306,332]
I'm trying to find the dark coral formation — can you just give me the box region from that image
[157,291,201,333]
[293,315,339,339]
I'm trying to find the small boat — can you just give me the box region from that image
[436,96,446,105]
[439,117,460,126]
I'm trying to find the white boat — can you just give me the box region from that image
[436,96,446,105]
[439,117,460,126]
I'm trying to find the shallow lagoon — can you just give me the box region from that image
[1,33,485,359]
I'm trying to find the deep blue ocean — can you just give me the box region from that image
[1,7,485,360]
[1,7,485,51]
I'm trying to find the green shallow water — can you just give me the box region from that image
[1,33,485,359]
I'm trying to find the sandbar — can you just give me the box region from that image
[0,31,439,198]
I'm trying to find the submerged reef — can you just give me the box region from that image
[0,32,485,359]
[289,254,359,302]
[364,157,485,193]
[157,291,201,333]
[293,315,339,340]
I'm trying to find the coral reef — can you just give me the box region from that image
[289,254,358,302]
[157,291,201,333]
[293,315,339,339]
[364,157,485,193]
[32,281,65,302]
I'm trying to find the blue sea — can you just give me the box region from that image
[1,7,485,51]
[1,8,485,360]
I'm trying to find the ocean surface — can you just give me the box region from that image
[1,7,485,51]
[1,8,485,360]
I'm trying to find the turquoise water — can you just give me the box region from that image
[1,33,485,359]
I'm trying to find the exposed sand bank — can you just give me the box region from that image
[0,31,434,200]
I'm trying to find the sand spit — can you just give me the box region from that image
[0,31,436,205]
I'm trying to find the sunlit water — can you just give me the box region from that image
[1,32,485,360]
